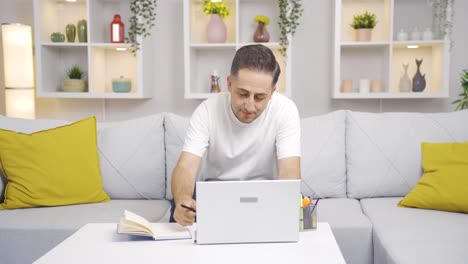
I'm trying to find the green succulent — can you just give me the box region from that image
[67,65,84,80]
[350,11,378,29]
[452,69,468,111]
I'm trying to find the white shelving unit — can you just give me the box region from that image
[183,0,292,99]
[33,0,154,99]
[333,0,450,99]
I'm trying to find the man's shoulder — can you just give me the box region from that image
[271,92,297,111]
[203,92,229,107]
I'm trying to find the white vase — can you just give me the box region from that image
[206,14,227,43]
[399,63,411,92]
[396,29,408,41]
[359,79,370,93]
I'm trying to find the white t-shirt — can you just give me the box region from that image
[183,92,301,181]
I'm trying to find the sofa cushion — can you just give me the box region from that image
[318,198,373,264]
[0,116,68,202]
[97,113,166,199]
[0,199,170,264]
[301,110,346,198]
[0,117,110,209]
[399,142,468,213]
[361,198,468,264]
[164,113,190,200]
[346,110,468,198]
[0,114,166,200]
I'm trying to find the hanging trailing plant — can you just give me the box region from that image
[126,0,157,55]
[426,0,454,49]
[278,0,304,57]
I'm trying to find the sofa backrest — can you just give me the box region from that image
[97,114,166,199]
[0,114,167,200]
[346,110,468,199]
[163,110,347,200]
[300,110,347,198]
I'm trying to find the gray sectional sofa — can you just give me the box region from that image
[1,109,467,264]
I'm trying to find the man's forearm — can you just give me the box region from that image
[278,156,301,180]
[171,152,201,203]
[172,165,196,203]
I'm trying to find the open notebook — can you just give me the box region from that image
[117,210,191,240]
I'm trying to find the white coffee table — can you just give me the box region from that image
[34,222,345,264]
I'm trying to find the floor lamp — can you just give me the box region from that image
[1,23,35,119]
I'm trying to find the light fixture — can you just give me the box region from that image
[66,0,77,2]
[407,45,419,49]
[116,47,127,51]
[1,23,35,119]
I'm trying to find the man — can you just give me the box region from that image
[171,44,301,226]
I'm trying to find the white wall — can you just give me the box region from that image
[1,0,467,121]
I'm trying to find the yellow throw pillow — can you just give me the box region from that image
[0,117,110,209]
[398,142,468,213]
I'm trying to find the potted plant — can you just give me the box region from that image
[253,15,270,42]
[350,11,378,42]
[202,0,230,43]
[126,0,157,54]
[452,70,468,111]
[278,0,303,57]
[62,65,87,92]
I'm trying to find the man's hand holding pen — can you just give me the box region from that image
[173,196,197,226]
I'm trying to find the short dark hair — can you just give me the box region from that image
[230,44,281,87]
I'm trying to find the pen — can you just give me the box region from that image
[181,204,196,213]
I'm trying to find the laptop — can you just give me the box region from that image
[195,179,300,244]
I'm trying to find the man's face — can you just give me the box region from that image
[227,68,276,124]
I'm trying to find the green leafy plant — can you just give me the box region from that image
[126,0,157,55]
[351,11,378,29]
[278,0,304,57]
[427,0,454,49]
[452,70,468,111]
[66,65,84,80]
[254,15,270,25]
[202,0,230,18]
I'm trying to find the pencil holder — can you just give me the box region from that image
[300,203,317,231]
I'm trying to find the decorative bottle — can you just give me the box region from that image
[77,19,87,43]
[65,24,76,42]
[253,22,270,42]
[412,58,426,92]
[110,14,124,43]
[210,70,221,93]
[399,63,411,92]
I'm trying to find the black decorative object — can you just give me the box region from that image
[412,58,426,92]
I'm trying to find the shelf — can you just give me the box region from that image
[341,42,390,47]
[333,0,449,100]
[184,0,292,99]
[333,91,448,99]
[36,91,150,99]
[34,0,154,99]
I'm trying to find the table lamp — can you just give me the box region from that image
[1,23,35,119]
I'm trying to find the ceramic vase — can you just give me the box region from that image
[412,59,426,92]
[356,28,372,42]
[399,63,411,92]
[77,19,87,43]
[253,22,270,42]
[66,24,76,42]
[207,14,227,43]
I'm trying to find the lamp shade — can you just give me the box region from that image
[1,23,35,119]
[5,89,35,119]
